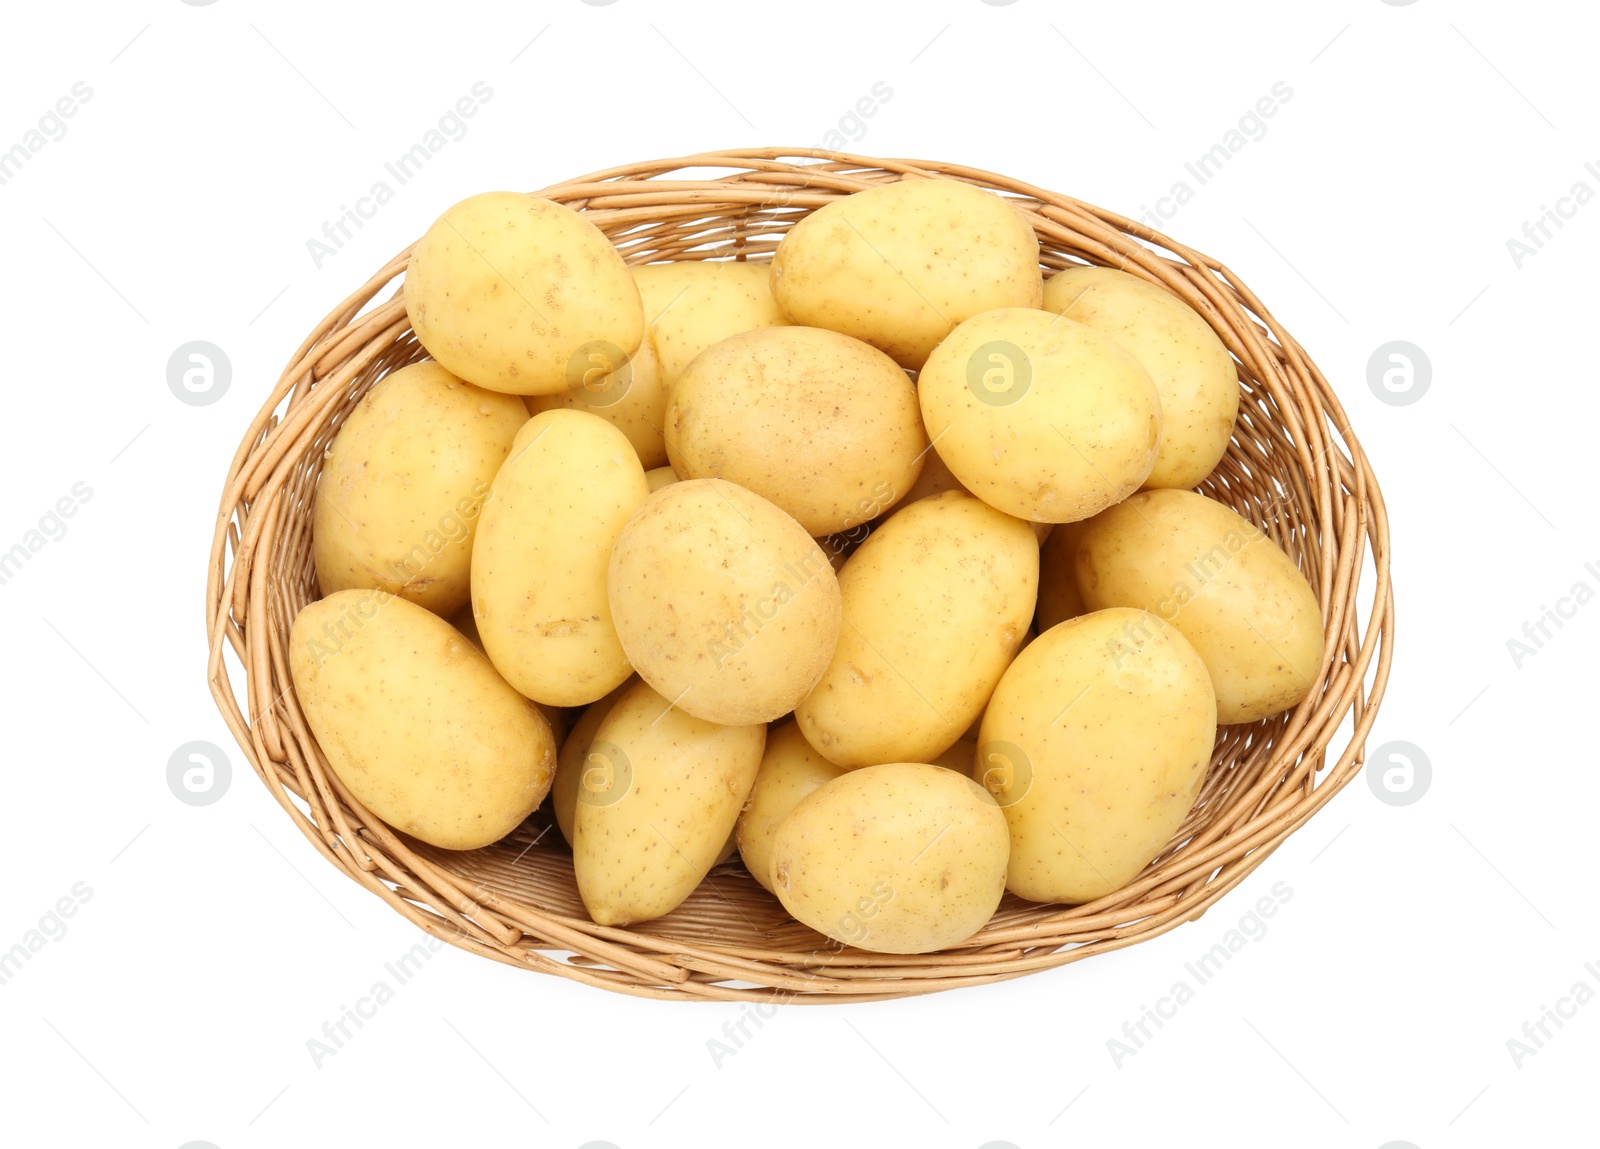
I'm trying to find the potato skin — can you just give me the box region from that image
[918,308,1162,523]
[526,329,667,468]
[573,680,765,926]
[548,678,634,847]
[633,261,789,386]
[471,409,649,706]
[978,608,1216,904]
[735,722,848,894]
[769,762,1009,953]
[404,191,643,395]
[1074,489,1325,724]
[313,361,527,618]
[795,491,1038,768]
[1043,266,1238,491]
[664,326,927,536]
[289,590,556,850]
[607,478,842,725]
[770,178,1043,369]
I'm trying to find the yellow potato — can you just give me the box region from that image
[633,260,789,386]
[313,361,527,617]
[876,446,1052,544]
[979,608,1215,903]
[472,410,648,706]
[404,191,643,395]
[448,605,566,742]
[644,465,679,493]
[573,680,765,925]
[769,762,1008,953]
[796,491,1036,767]
[1074,489,1325,724]
[1043,266,1238,490]
[547,678,633,847]
[290,590,556,850]
[1035,519,1089,632]
[525,329,667,468]
[608,479,842,725]
[736,722,848,894]
[919,307,1162,523]
[770,178,1043,369]
[664,326,927,535]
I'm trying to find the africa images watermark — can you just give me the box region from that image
[706,536,845,670]
[306,932,455,1067]
[1505,557,1600,669]
[0,481,94,590]
[1505,958,1600,1070]
[0,881,93,988]
[0,81,93,189]
[1136,81,1294,230]
[306,81,495,269]
[1505,159,1600,270]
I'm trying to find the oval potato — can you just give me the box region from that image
[736,722,848,894]
[472,409,649,706]
[526,330,667,468]
[634,260,789,386]
[548,677,634,847]
[978,607,1216,903]
[313,361,527,617]
[290,590,556,850]
[1074,489,1325,724]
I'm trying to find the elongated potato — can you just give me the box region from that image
[290,590,556,850]
[1043,266,1238,490]
[313,362,527,617]
[769,762,1009,953]
[796,491,1037,768]
[979,608,1215,903]
[608,479,842,725]
[548,677,634,847]
[448,605,566,742]
[404,191,644,395]
[525,330,667,468]
[472,409,649,706]
[736,722,848,894]
[633,260,789,386]
[919,308,1162,523]
[573,680,765,925]
[1074,489,1325,724]
[770,178,1044,369]
[664,326,927,535]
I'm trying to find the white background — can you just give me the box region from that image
[1,1,1594,1146]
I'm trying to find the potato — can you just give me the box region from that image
[876,445,1052,545]
[290,590,555,850]
[525,329,667,468]
[979,608,1215,903]
[633,261,789,386]
[404,191,643,395]
[548,678,633,847]
[768,762,1008,953]
[472,409,649,706]
[918,307,1161,523]
[770,178,1043,369]
[573,680,765,925]
[448,605,566,742]
[736,722,848,894]
[1074,489,1324,724]
[796,491,1037,767]
[644,465,680,493]
[1035,519,1089,632]
[664,326,927,535]
[313,361,527,618]
[1043,266,1238,490]
[608,478,842,725]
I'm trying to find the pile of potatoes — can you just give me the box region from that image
[289,178,1325,956]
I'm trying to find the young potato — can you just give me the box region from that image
[525,331,667,468]
[608,479,842,726]
[573,680,766,926]
[1074,489,1325,724]
[404,191,644,395]
[548,678,634,847]
[1035,519,1089,632]
[919,307,1162,523]
[769,763,1008,953]
[633,260,789,386]
[736,721,848,894]
[979,608,1216,904]
[313,361,527,618]
[770,178,1044,369]
[1043,266,1238,490]
[448,605,566,742]
[795,492,1037,768]
[874,446,1052,545]
[472,410,649,706]
[290,590,556,850]
[664,326,927,535]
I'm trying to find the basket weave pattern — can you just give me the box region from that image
[205,150,1393,1001]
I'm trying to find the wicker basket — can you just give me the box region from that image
[205,149,1393,1002]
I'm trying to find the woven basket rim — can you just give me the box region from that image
[204,148,1394,1002]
